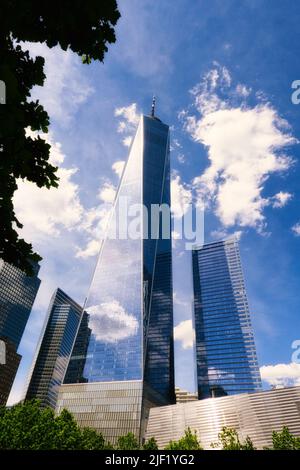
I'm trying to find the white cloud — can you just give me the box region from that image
[13,130,117,260]
[260,362,300,387]
[115,103,140,146]
[112,160,125,178]
[171,174,192,219]
[122,136,133,147]
[21,42,93,125]
[76,163,126,258]
[75,239,101,259]
[292,222,300,236]
[189,63,231,116]
[98,181,116,204]
[272,191,293,208]
[115,103,140,127]
[87,300,139,343]
[76,203,111,258]
[13,132,83,242]
[174,319,195,350]
[184,65,296,231]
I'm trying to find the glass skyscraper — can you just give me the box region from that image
[192,238,262,399]
[25,288,83,408]
[57,112,175,443]
[0,259,40,405]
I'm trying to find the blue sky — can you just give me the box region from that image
[8,0,300,403]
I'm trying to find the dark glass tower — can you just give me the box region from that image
[58,112,175,443]
[25,288,83,408]
[192,238,262,399]
[0,259,40,405]
[64,311,90,384]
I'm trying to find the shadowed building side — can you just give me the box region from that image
[25,288,83,408]
[0,259,40,405]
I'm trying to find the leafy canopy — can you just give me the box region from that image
[0,1,120,275]
[165,427,203,450]
[1,403,300,451]
[271,426,300,450]
[211,426,256,450]
[0,400,109,449]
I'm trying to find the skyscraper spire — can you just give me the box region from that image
[151,95,156,117]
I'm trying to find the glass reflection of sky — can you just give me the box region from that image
[78,115,173,392]
[83,119,144,382]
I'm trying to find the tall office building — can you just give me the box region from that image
[64,310,90,385]
[192,238,262,399]
[57,108,175,443]
[25,288,83,408]
[0,259,40,405]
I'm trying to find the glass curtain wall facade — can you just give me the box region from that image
[64,311,90,384]
[192,238,262,399]
[0,259,40,405]
[25,288,83,408]
[0,338,21,405]
[58,114,175,443]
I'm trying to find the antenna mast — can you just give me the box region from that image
[151,95,156,117]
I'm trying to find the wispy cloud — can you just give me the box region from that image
[210,228,243,241]
[75,155,126,259]
[292,222,300,236]
[171,174,192,219]
[112,1,173,79]
[271,191,293,208]
[114,103,140,147]
[21,42,94,126]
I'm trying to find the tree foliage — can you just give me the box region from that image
[212,427,256,450]
[2,404,300,451]
[142,437,159,450]
[0,400,109,449]
[117,432,140,450]
[165,427,203,450]
[271,426,300,450]
[0,1,120,275]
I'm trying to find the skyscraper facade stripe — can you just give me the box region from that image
[58,112,175,443]
[25,288,83,408]
[192,238,262,399]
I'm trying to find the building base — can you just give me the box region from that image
[146,385,300,449]
[56,380,168,445]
